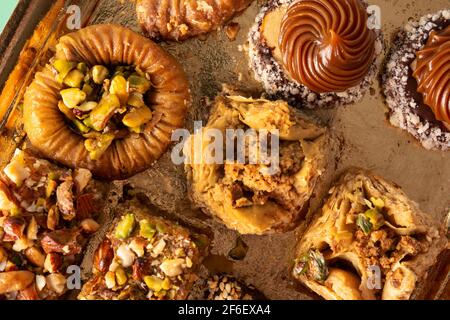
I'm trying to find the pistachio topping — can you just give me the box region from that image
[51,60,154,160]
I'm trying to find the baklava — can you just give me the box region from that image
[185,95,330,235]
[0,149,104,300]
[293,171,447,300]
[24,24,190,180]
[78,200,209,300]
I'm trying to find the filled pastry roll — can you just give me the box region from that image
[293,171,447,300]
[135,0,253,41]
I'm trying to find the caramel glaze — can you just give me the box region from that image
[413,25,450,125]
[279,0,376,93]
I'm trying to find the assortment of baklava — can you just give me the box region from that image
[0,0,448,300]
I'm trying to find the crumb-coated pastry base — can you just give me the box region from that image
[78,199,208,300]
[383,10,450,150]
[200,274,265,300]
[0,149,105,300]
[23,24,190,180]
[185,95,331,235]
[136,0,253,41]
[293,170,447,300]
[248,0,383,108]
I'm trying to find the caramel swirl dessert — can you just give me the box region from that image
[0,149,105,300]
[279,0,376,93]
[249,0,382,108]
[413,25,450,127]
[24,24,190,180]
[383,10,450,150]
[79,200,209,300]
[135,0,253,41]
[293,171,447,300]
[185,95,330,235]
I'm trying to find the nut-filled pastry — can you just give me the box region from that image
[185,95,330,235]
[24,24,190,180]
[293,171,447,300]
[248,0,383,108]
[78,200,209,300]
[135,0,253,41]
[0,149,105,300]
[384,9,450,150]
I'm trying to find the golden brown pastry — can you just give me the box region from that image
[185,95,330,235]
[0,149,105,300]
[293,171,447,300]
[78,199,209,300]
[135,0,253,41]
[24,24,190,180]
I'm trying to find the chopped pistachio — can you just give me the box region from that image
[76,101,98,112]
[128,75,151,94]
[89,94,121,131]
[110,75,129,105]
[114,214,136,240]
[57,101,76,121]
[91,65,109,84]
[139,219,156,240]
[370,197,385,209]
[155,222,167,234]
[122,106,152,129]
[60,88,86,109]
[63,69,85,88]
[84,133,115,160]
[364,208,385,231]
[161,277,171,291]
[144,275,163,292]
[77,62,88,74]
[127,92,145,108]
[53,60,77,82]
[82,83,94,96]
[308,250,328,282]
[115,267,128,286]
[356,214,373,235]
[73,119,90,134]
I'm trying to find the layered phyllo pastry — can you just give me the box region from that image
[0,149,104,300]
[78,200,209,300]
[248,0,383,108]
[384,9,450,150]
[293,171,447,300]
[24,24,190,180]
[185,95,330,235]
[135,0,253,41]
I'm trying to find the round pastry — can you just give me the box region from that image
[383,10,450,150]
[248,0,383,108]
[135,0,253,41]
[24,24,190,180]
[185,95,330,235]
[293,171,447,300]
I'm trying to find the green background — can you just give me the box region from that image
[0,0,19,33]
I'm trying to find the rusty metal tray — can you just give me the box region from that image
[0,0,448,300]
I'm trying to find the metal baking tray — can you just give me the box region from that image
[0,0,448,300]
